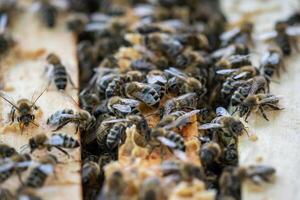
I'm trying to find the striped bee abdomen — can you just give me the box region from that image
[53,64,68,90]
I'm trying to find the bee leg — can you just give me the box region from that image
[75,123,80,134]
[244,111,251,122]
[67,74,78,89]
[10,107,15,124]
[52,120,71,131]
[54,146,71,158]
[265,104,283,111]
[16,170,24,184]
[259,107,269,121]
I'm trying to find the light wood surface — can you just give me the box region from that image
[0,10,81,200]
[222,0,300,199]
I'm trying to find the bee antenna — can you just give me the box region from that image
[243,127,249,137]
[31,86,48,109]
[0,91,19,110]
[61,92,80,108]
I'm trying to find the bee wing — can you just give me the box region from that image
[15,160,37,168]
[147,74,167,84]
[164,110,200,129]
[258,95,283,104]
[173,150,188,161]
[164,68,187,80]
[199,123,223,130]
[112,104,133,113]
[101,119,129,125]
[84,22,107,32]
[216,107,231,116]
[156,136,177,148]
[216,69,239,75]
[0,15,8,33]
[120,98,140,107]
[249,77,264,95]
[286,26,300,36]
[260,51,271,65]
[38,164,55,175]
[51,0,70,10]
[47,134,64,146]
[220,28,240,41]
[255,31,277,41]
[0,91,18,110]
[211,45,236,59]
[233,71,249,79]
[0,160,14,173]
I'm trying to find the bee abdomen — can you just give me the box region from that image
[53,65,68,90]
[25,168,48,188]
[58,134,80,148]
[166,132,185,151]
[106,124,126,149]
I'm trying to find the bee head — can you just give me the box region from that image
[230,120,244,136]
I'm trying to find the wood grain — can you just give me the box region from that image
[0,10,82,200]
[222,0,300,199]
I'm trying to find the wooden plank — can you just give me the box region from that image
[0,10,81,200]
[222,0,300,199]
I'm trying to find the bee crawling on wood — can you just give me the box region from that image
[21,133,79,157]
[47,108,95,133]
[237,93,283,121]
[45,53,76,91]
[0,88,46,132]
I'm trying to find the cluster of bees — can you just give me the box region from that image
[0,0,300,200]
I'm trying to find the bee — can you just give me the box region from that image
[237,93,282,121]
[105,121,127,150]
[220,76,247,98]
[47,108,95,132]
[0,89,45,131]
[211,44,250,61]
[147,70,167,98]
[100,169,125,199]
[22,154,58,188]
[260,47,285,79]
[46,53,75,90]
[107,96,140,117]
[258,21,300,56]
[79,89,100,114]
[157,111,187,128]
[219,165,276,198]
[66,13,89,33]
[199,142,221,169]
[0,144,17,159]
[0,153,31,183]
[161,93,198,117]
[0,187,14,200]
[231,75,269,107]
[37,0,58,28]
[160,160,205,183]
[215,54,252,69]
[200,107,246,138]
[165,67,206,97]
[223,143,238,166]
[220,22,254,47]
[138,177,164,200]
[82,160,100,186]
[151,128,186,152]
[216,65,259,80]
[23,133,80,157]
[130,59,156,72]
[175,33,210,51]
[125,82,160,107]
[94,116,118,149]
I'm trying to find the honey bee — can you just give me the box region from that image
[175,33,210,51]
[237,93,282,121]
[22,133,80,157]
[165,67,206,97]
[47,108,95,132]
[231,75,269,107]
[0,143,17,159]
[66,13,89,33]
[82,160,100,186]
[0,187,14,200]
[105,120,127,150]
[219,165,275,199]
[223,143,238,166]
[125,82,160,107]
[0,153,31,183]
[100,169,125,199]
[260,47,285,79]
[216,65,259,80]
[220,76,247,98]
[22,154,58,188]
[37,0,58,28]
[138,177,164,200]
[200,107,246,138]
[199,142,221,169]
[161,92,198,117]
[160,160,205,183]
[46,53,75,90]
[220,22,253,47]
[211,44,249,61]
[107,96,140,117]
[215,54,252,69]
[0,89,45,131]
[147,70,168,98]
